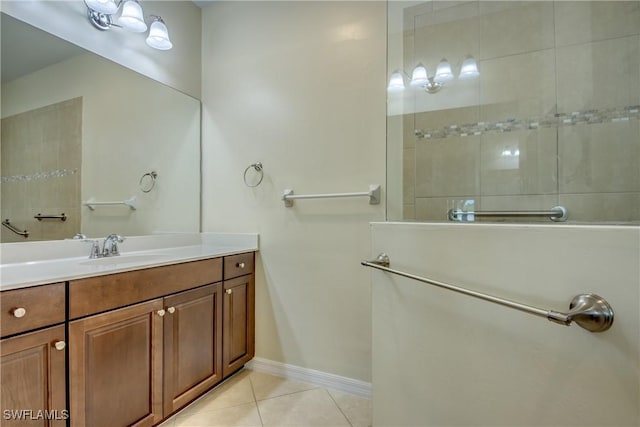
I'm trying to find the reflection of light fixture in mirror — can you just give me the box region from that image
[459,55,480,80]
[389,55,479,94]
[387,70,406,93]
[84,0,172,50]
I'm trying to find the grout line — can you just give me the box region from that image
[326,388,355,427]
[248,372,265,426]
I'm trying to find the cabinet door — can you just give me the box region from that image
[69,299,164,427]
[163,284,223,415]
[222,274,255,377]
[1,325,67,427]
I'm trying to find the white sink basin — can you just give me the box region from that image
[78,254,172,266]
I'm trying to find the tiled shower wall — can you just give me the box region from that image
[1,98,82,242]
[401,1,640,223]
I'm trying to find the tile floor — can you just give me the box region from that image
[158,369,372,427]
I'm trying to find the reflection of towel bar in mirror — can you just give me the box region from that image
[2,219,29,238]
[83,196,137,211]
[448,206,568,222]
[282,184,381,207]
[34,213,67,221]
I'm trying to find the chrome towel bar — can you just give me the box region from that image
[34,213,67,221]
[282,184,380,207]
[2,219,28,238]
[362,253,614,333]
[448,206,568,222]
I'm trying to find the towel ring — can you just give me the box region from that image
[243,162,264,188]
[140,171,158,193]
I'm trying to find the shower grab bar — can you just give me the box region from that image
[2,219,29,238]
[282,184,380,207]
[34,213,67,221]
[361,253,614,333]
[448,206,568,222]
[83,196,137,211]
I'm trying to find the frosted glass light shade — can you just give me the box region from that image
[434,59,454,83]
[459,56,480,80]
[410,65,429,88]
[387,71,405,93]
[146,19,173,50]
[118,0,147,33]
[85,0,118,14]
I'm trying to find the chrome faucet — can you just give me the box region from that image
[102,234,125,257]
[82,234,125,258]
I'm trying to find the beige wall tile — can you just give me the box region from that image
[559,192,640,224]
[479,1,554,60]
[480,127,558,196]
[479,49,556,122]
[403,204,416,220]
[415,106,479,132]
[403,147,415,202]
[555,1,640,47]
[416,196,477,221]
[559,121,640,193]
[557,35,640,113]
[415,135,481,197]
[403,114,415,149]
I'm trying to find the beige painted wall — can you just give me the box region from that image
[371,222,640,426]
[201,1,386,382]
[2,53,200,238]
[1,0,201,98]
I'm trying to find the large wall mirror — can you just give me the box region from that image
[387,1,640,225]
[1,13,201,243]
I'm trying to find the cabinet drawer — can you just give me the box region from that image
[224,253,254,280]
[69,258,222,319]
[1,283,65,337]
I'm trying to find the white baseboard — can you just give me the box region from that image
[245,357,372,399]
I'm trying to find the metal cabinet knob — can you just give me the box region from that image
[226,289,232,295]
[167,307,175,314]
[53,341,66,351]
[156,309,166,317]
[11,307,26,318]
[237,262,245,269]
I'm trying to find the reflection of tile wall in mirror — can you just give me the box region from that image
[1,98,82,242]
[394,0,640,224]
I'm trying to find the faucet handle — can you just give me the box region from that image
[81,239,101,259]
[103,234,125,256]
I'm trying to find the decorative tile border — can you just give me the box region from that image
[415,105,640,140]
[1,168,79,183]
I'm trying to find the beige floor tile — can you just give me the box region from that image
[258,388,350,427]
[157,416,176,427]
[328,389,372,427]
[175,402,262,427]
[181,371,255,414]
[248,370,317,401]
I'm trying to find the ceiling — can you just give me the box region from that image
[1,13,85,84]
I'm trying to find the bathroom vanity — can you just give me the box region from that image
[0,234,257,427]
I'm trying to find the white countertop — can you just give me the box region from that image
[0,233,259,291]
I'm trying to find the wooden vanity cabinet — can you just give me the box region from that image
[68,258,225,427]
[163,283,223,415]
[0,283,67,427]
[222,253,255,378]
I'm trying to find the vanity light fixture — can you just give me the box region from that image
[84,0,172,50]
[388,56,479,94]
